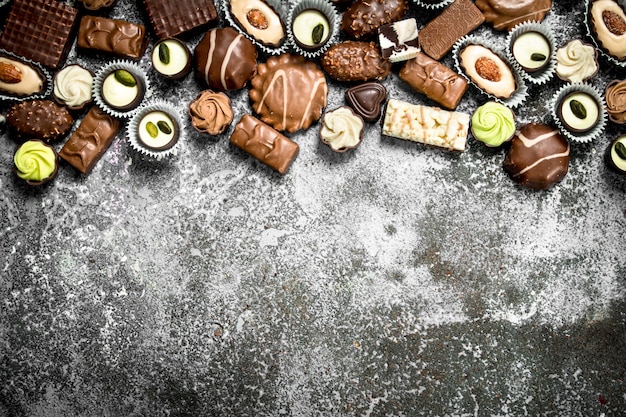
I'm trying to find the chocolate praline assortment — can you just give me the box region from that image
[194,27,258,91]
[503,123,570,190]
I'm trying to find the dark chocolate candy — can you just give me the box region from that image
[230,114,299,174]
[476,0,552,32]
[503,123,569,190]
[59,106,122,175]
[0,0,78,69]
[419,0,485,60]
[7,99,74,143]
[249,53,327,133]
[321,41,392,82]
[345,82,387,122]
[341,0,409,39]
[195,27,258,92]
[143,0,219,39]
[77,16,149,60]
[399,51,468,110]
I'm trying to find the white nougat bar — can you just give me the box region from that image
[382,98,470,151]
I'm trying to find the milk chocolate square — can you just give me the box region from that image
[142,0,219,39]
[230,115,299,175]
[0,0,79,69]
[59,106,122,175]
[418,0,485,60]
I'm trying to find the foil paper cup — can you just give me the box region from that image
[551,83,607,143]
[507,21,557,85]
[287,0,339,59]
[126,100,184,160]
[453,35,529,108]
[222,0,290,56]
[93,60,151,119]
[412,0,454,10]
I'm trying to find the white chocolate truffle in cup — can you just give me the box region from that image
[511,31,551,73]
[151,39,191,80]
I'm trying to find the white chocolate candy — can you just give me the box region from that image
[102,71,140,109]
[230,0,285,47]
[151,39,190,77]
[558,92,600,133]
[512,31,550,72]
[555,39,598,82]
[0,57,44,96]
[292,9,330,48]
[137,111,178,150]
[382,98,470,151]
[460,44,516,99]
[590,0,626,60]
[54,65,93,108]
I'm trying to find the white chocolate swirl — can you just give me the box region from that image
[320,107,364,151]
[555,40,598,82]
[54,65,94,108]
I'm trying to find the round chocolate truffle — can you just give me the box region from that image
[556,92,600,134]
[136,110,179,152]
[503,123,570,190]
[151,38,191,80]
[292,9,331,50]
[605,134,626,175]
[249,53,327,133]
[511,31,551,73]
[101,68,145,112]
[195,27,258,92]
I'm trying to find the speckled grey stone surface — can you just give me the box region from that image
[1,0,625,416]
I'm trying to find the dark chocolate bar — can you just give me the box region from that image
[142,0,219,39]
[230,115,299,174]
[77,16,149,60]
[399,51,468,110]
[0,0,78,69]
[418,0,485,60]
[59,106,122,174]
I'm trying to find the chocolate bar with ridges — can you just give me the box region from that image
[77,16,149,60]
[418,0,485,60]
[230,114,299,174]
[142,0,219,39]
[0,0,78,69]
[59,106,122,174]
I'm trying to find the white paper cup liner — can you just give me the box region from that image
[506,21,557,85]
[0,49,53,103]
[584,0,626,68]
[551,83,607,143]
[287,0,339,59]
[412,0,454,10]
[222,0,290,56]
[453,35,529,108]
[93,60,151,119]
[126,100,184,160]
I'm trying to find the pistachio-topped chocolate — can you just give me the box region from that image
[511,31,551,73]
[151,38,191,80]
[101,68,145,111]
[557,92,600,134]
[605,134,626,175]
[292,9,331,50]
[137,110,179,151]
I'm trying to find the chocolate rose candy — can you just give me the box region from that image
[321,41,392,82]
[7,99,74,143]
[341,0,409,39]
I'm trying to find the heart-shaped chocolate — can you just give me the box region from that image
[345,82,387,122]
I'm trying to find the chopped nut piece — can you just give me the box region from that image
[247,9,269,30]
[0,62,23,84]
[475,57,501,82]
[603,10,626,35]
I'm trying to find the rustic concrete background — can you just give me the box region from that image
[1,0,625,416]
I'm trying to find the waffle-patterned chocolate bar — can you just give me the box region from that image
[382,98,470,151]
[0,0,78,69]
[142,0,219,39]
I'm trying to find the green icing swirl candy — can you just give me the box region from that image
[471,101,516,147]
[14,140,57,182]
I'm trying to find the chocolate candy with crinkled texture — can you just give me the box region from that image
[195,27,258,92]
[476,0,552,32]
[321,41,392,82]
[59,106,122,175]
[341,0,409,39]
[345,82,387,122]
[503,123,569,190]
[77,16,149,60]
[7,99,74,143]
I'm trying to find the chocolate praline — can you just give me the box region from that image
[556,92,600,134]
[229,0,286,48]
[345,82,387,122]
[136,110,179,152]
[101,68,145,112]
[151,38,191,80]
[511,31,551,73]
[291,8,331,51]
[605,134,626,175]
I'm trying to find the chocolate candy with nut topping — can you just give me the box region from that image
[7,100,74,143]
[59,106,122,175]
[399,51,468,110]
[195,27,258,92]
[503,123,569,190]
[229,0,286,47]
[419,0,485,60]
[459,44,516,100]
[476,0,552,32]
[230,114,299,174]
[589,0,626,61]
[321,41,391,82]
[250,53,327,133]
[341,0,408,39]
